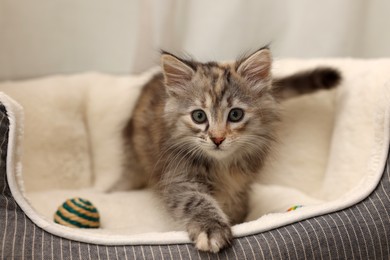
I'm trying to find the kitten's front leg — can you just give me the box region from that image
[160,181,232,253]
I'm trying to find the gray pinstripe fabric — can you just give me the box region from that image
[1,103,390,259]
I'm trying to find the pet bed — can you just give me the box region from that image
[1,59,390,259]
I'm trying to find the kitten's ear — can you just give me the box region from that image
[161,53,195,91]
[236,48,272,91]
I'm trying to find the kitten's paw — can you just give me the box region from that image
[189,223,232,253]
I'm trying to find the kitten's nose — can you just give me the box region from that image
[211,137,225,146]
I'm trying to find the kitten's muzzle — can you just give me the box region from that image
[211,137,225,147]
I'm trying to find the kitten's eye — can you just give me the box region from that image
[191,110,208,124]
[228,108,244,122]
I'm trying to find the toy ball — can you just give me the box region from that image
[287,205,303,212]
[54,198,100,228]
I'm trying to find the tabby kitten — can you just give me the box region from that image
[123,47,340,252]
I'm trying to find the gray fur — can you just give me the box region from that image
[123,48,341,253]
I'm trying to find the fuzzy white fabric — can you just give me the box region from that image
[1,59,389,244]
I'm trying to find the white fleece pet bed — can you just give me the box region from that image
[1,58,389,246]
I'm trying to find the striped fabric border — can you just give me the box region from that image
[1,103,390,259]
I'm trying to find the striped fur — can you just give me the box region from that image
[273,67,341,99]
[123,48,341,253]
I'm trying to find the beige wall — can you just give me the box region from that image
[0,0,389,80]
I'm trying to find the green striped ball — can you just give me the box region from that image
[54,198,100,228]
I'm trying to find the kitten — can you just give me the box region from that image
[123,47,341,252]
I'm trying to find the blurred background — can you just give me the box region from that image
[0,0,389,81]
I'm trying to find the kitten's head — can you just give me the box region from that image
[161,48,279,161]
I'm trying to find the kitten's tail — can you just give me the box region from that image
[273,67,342,100]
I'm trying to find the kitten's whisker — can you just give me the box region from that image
[160,139,200,193]
[159,140,191,171]
[172,143,202,177]
[162,144,191,188]
[150,141,188,184]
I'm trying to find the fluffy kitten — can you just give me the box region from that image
[123,48,340,252]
